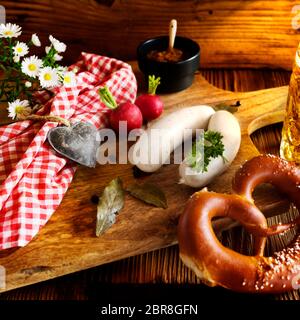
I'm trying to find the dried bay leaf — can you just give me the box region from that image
[213,101,241,113]
[96,177,124,237]
[126,183,168,209]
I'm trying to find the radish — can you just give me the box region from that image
[99,86,143,132]
[135,75,163,121]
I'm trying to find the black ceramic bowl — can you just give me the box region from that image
[137,36,200,93]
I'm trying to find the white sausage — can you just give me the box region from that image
[179,110,241,188]
[128,105,215,172]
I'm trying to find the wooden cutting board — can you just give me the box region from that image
[0,65,289,293]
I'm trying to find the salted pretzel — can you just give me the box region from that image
[178,155,300,293]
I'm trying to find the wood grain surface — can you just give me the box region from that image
[0,64,299,301]
[3,0,300,69]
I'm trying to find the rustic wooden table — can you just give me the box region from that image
[0,68,298,301]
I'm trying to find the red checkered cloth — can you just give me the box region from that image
[0,53,137,250]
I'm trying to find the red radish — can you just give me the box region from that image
[99,87,143,132]
[109,102,143,132]
[135,75,163,121]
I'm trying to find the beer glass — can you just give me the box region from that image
[280,46,300,163]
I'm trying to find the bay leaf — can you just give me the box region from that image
[213,101,241,113]
[96,177,124,237]
[126,183,168,209]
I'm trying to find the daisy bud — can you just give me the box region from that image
[45,46,51,54]
[54,53,63,61]
[25,81,32,88]
[13,55,20,63]
[49,35,66,53]
[31,33,41,47]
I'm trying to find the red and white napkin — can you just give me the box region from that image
[0,53,137,250]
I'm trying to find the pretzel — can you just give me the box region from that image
[178,155,300,293]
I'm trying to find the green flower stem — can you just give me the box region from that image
[98,86,118,109]
[42,47,58,68]
[8,38,13,64]
[148,75,161,95]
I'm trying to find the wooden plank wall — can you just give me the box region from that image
[2,0,300,69]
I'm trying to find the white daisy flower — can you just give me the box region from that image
[49,35,66,53]
[54,53,63,61]
[13,41,29,57]
[39,66,60,88]
[21,55,43,78]
[25,81,32,88]
[63,71,76,87]
[0,23,22,38]
[13,55,20,63]
[7,99,31,120]
[31,33,41,47]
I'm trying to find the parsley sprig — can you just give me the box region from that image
[187,130,226,172]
